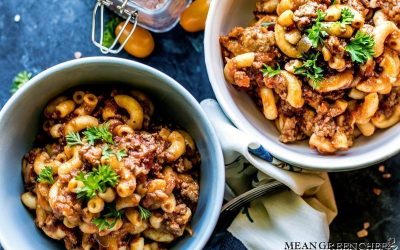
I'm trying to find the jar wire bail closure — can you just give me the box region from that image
[92,0,139,54]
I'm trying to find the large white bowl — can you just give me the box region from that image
[204,0,400,171]
[0,57,224,250]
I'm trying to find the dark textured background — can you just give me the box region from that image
[0,0,399,249]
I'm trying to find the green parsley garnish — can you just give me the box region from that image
[294,52,325,88]
[92,205,123,231]
[102,17,121,48]
[115,150,127,161]
[101,145,114,160]
[345,31,375,64]
[306,10,328,48]
[261,64,281,78]
[138,205,152,220]
[330,0,337,5]
[37,166,54,184]
[75,165,119,200]
[83,124,114,145]
[261,22,275,27]
[102,145,127,161]
[66,132,84,146]
[11,71,32,94]
[339,8,354,25]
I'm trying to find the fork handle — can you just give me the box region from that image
[205,181,287,248]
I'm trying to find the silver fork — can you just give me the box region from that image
[206,180,287,248]
[222,180,287,212]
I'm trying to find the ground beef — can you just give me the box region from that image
[303,85,323,109]
[79,146,102,165]
[264,75,287,100]
[220,26,276,57]
[322,90,346,101]
[326,36,347,58]
[50,184,81,223]
[343,0,370,17]
[377,0,400,25]
[116,132,167,173]
[279,116,306,143]
[359,59,376,78]
[294,2,328,30]
[314,116,337,138]
[233,71,251,88]
[63,231,79,250]
[277,99,303,117]
[162,204,191,237]
[380,87,400,117]
[301,109,316,136]
[176,174,199,203]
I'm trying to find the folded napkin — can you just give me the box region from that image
[200,99,338,250]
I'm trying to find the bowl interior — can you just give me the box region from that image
[0,57,224,250]
[204,0,400,171]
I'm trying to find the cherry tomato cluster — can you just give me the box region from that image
[115,0,210,58]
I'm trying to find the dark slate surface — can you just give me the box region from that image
[0,0,399,249]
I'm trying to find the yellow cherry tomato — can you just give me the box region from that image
[115,22,155,58]
[179,0,210,32]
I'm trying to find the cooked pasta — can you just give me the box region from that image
[220,0,400,154]
[20,88,200,249]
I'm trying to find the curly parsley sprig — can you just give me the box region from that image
[261,64,281,78]
[345,31,375,64]
[92,205,123,231]
[306,10,328,48]
[66,132,84,146]
[339,8,354,25]
[11,71,32,94]
[102,16,122,48]
[294,52,325,88]
[102,145,127,161]
[83,123,114,145]
[75,165,119,200]
[37,166,54,184]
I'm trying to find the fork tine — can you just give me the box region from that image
[222,181,286,212]
[225,189,271,211]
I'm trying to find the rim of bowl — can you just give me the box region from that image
[204,0,400,171]
[0,57,225,250]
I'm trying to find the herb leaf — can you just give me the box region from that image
[306,10,328,48]
[92,205,123,231]
[345,31,375,64]
[83,124,114,145]
[11,71,32,94]
[294,52,325,88]
[101,145,114,160]
[138,205,152,220]
[102,145,127,161]
[261,64,281,78]
[37,166,54,184]
[102,17,122,48]
[66,132,84,146]
[261,22,275,27]
[339,8,354,25]
[75,165,119,200]
[115,150,127,161]
[92,217,111,231]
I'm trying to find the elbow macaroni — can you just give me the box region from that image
[21,88,200,248]
[220,0,400,154]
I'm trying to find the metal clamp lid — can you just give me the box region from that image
[92,0,138,54]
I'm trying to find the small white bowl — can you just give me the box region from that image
[204,0,400,171]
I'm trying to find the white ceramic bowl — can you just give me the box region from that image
[204,0,400,171]
[0,57,224,249]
